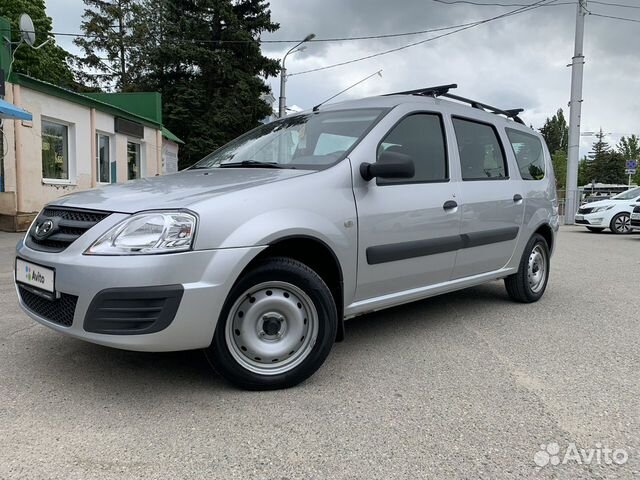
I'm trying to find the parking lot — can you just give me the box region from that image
[1,226,638,479]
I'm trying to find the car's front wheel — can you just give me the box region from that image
[206,257,337,390]
[610,213,631,234]
[504,233,550,303]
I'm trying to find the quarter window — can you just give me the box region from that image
[453,118,507,180]
[41,120,69,180]
[377,113,448,184]
[506,128,545,180]
[127,141,141,180]
[96,134,111,183]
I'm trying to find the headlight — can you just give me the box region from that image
[591,205,613,213]
[85,211,197,255]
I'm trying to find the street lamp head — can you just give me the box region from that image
[303,33,316,42]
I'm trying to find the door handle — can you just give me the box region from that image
[513,194,523,202]
[443,200,458,210]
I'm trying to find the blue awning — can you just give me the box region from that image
[0,98,32,120]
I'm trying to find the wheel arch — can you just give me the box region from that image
[238,235,346,342]
[534,223,555,253]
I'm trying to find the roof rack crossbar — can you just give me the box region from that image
[384,83,458,98]
[384,83,525,124]
[441,92,525,124]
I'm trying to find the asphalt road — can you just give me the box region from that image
[1,226,639,479]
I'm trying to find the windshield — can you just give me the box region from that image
[612,187,640,200]
[192,108,386,170]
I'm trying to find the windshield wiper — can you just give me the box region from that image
[218,160,287,169]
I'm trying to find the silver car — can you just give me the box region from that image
[15,85,559,390]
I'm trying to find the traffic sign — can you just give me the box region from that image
[626,159,638,169]
[626,168,636,175]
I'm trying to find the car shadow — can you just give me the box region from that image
[21,282,511,395]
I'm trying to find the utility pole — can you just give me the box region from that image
[565,0,588,224]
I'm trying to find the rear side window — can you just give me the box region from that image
[506,128,545,180]
[377,113,448,185]
[453,118,507,180]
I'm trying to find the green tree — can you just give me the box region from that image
[77,0,281,166]
[551,150,567,190]
[73,0,148,91]
[539,108,568,155]
[0,0,74,85]
[587,129,625,184]
[137,0,281,167]
[617,134,640,185]
[578,156,590,187]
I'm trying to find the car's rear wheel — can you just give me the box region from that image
[206,257,337,390]
[610,213,631,234]
[586,227,605,233]
[504,233,550,303]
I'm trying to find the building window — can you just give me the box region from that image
[96,133,111,183]
[127,141,141,180]
[42,120,69,180]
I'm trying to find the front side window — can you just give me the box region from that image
[127,141,141,180]
[192,108,386,170]
[377,113,448,185]
[453,118,507,180]
[97,134,111,183]
[41,120,69,180]
[506,128,545,180]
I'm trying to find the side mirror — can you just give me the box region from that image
[360,150,415,181]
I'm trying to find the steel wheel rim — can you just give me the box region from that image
[527,245,547,294]
[615,214,630,233]
[225,281,319,375]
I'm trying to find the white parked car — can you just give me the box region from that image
[575,187,640,234]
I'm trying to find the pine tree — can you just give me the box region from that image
[539,109,568,155]
[0,0,74,86]
[136,0,281,167]
[587,129,625,184]
[73,0,147,91]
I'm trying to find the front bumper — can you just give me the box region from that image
[630,219,640,230]
[574,212,609,227]
[15,220,265,352]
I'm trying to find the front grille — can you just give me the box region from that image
[578,207,593,215]
[575,219,590,225]
[18,286,78,327]
[26,207,111,253]
[84,285,183,335]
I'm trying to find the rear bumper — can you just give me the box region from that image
[15,239,265,352]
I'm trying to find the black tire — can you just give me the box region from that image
[205,257,337,390]
[609,213,631,234]
[504,233,550,303]
[586,227,605,233]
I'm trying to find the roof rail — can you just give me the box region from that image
[385,83,525,124]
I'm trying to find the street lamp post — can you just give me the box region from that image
[279,33,315,118]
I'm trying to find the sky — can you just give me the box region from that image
[44,0,640,158]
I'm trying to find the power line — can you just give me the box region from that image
[589,0,640,9]
[289,0,558,76]
[589,12,640,23]
[0,0,572,46]
[432,0,572,6]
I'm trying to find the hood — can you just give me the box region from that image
[582,199,615,209]
[50,168,310,213]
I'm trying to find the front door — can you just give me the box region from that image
[352,110,461,302]
[450,117,524,279]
